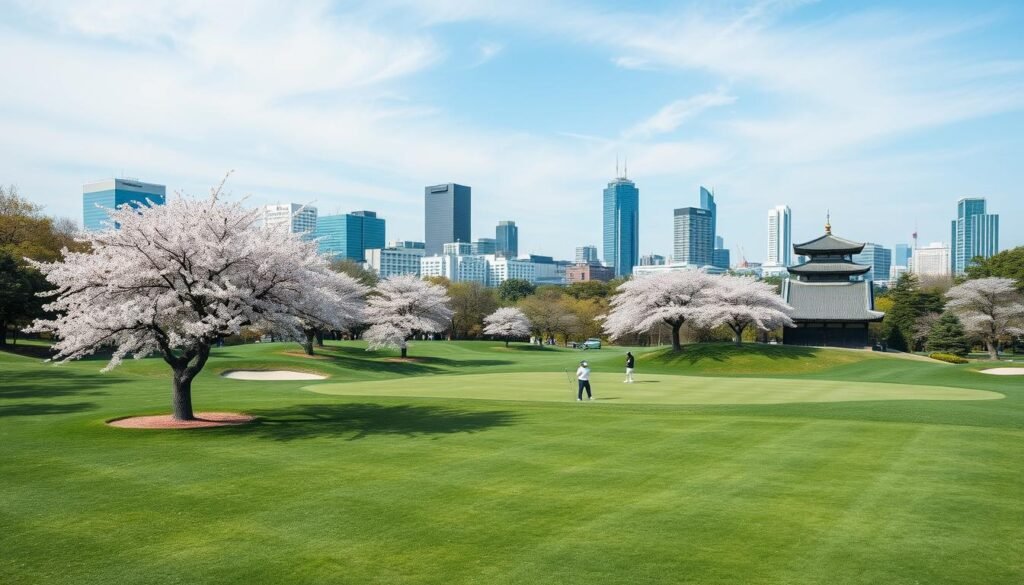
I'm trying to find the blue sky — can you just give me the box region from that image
[1,0,1022,263]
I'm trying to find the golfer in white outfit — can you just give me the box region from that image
[576,361,593,401]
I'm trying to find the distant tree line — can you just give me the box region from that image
[0,185,86,347]
[875,249,1024,358]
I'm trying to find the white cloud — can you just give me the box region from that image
[1,0,1022,260]
[626,90,737,138]
[472,41,504,66]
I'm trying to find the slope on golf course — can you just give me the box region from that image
[2,340,1022,585]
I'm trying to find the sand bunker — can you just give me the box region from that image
[221,370,326,381]
[978,368,1024,376]
[108,412,255,429]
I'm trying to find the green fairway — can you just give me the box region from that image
[308,372,1003,404]
[2,341,1022,585]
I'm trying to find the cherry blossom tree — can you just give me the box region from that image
[602,271,719,351]
[483,307,531,347]
[26,178,365,420]
[697,275,794,345]
[363,275,452,358]
[945,277,1024,360]
[289,275,366,356]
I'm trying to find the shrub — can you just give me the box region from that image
[928,352,969,364]
[925,313,971,356]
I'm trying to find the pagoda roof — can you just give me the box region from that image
[783,280,885,322]
[793,233,865,255]
[788,260,871,276]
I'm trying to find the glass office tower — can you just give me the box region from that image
[951,197,999,274]
[893,243,911,268]
[316,210,385,261]
[82,178,166,231]
[852,243,892,282]
[424,183,471,256]
[495,220,518,257]
[602,177,639,278]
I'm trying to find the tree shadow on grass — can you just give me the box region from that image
[0,402,99,417]
[298,346,514,375]
[0,369,119,399]
[647,343,818,366]
[222,403,519,441]
[0,344,55,359]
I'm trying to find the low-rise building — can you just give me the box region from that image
[566,263,616,283]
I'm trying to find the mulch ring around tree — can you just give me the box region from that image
[107,412,256,429]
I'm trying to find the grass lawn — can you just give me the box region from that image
[1,340,1022,585]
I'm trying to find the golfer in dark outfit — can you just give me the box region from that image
[576,361,593,401]
[624,352,635,383]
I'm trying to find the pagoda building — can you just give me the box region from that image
[781,219,884,348]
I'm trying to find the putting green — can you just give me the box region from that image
[305,372,1003,405]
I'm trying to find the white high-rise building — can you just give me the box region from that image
[420,254,488,285]
[485,256,536,286]
[911,243,951,277]
[262,203,317,234]
[365,247,425,279]
[766,205,792,267]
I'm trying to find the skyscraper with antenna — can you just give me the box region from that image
[603,160,639,278]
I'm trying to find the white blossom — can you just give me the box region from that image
[363,275,452,357]
[945,277,1024,360]
[696,275,794,344]
[483,307,531,346]
[25,178,365,419]
[602,271,719,350]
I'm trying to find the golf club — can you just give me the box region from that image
[563,368,576,401]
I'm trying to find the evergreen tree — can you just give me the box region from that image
[925,313,971,356]
[497,279,536,304]
[964,246,1024,291]
[882,273,944,351]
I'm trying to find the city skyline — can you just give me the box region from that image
[5,1,1023,262]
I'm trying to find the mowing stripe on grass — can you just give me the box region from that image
[304,372,1002,405]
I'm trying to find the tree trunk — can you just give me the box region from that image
[302,329,316,356]
[171,370,196,421]
[670,322,682,352]
[732,324,744,346]
[315,330,325,347]
[0,321,6,347]
[986,339,998,360]
[163,343,211,421]
[401,346,408,358]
